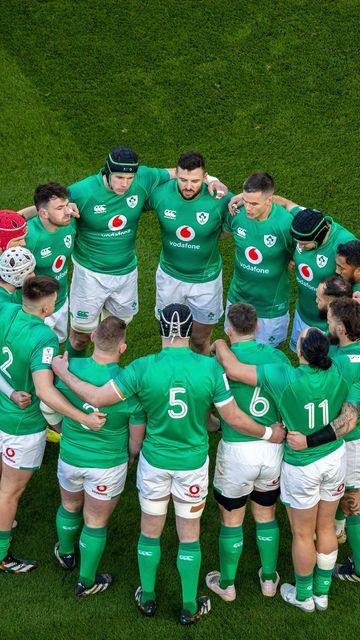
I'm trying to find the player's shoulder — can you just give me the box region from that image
[68,173,99,196]
[260,343,291,365]
[331,220,355,244]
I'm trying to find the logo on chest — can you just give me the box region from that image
[298,263,313,281]
[245,246,263,264]
[316,254,328,268]
[196,211,209,225]
[264,235,277,247]
[52,255,66,273]
[40,247,51,258]
[64,234,72,249]
[108,215,127,231]
[126,195,138,209]
[176,226,195,241]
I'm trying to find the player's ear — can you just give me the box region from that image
[120,342,127,355]
[224,326,231,338]
[256,321,260,332]
[90,331,96,344]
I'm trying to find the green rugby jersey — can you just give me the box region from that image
[224,203,295,318]
[147,182,230,283]
[353,282,360,293]
[112,347,233,470]
[257,357,360,466]
[56,357,145,468]
[0,305,59,435]
[0,287,13,306]
[330,344,360,442]
[291,208,355,329]
[68,166,169,275]
[26,216,76,311]
[221,340,290,443]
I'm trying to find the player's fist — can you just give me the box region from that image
[353,291,360,304]
[83,411,107,431]
[68,203,80,218]
[287,431,308,450]
[207,179,228,199]
[228,193,244,215]
[52,352,69,379]
[269,422,285,444]
[11,390,32,409]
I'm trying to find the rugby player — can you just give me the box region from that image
[213,329,359,612]
[0,210,28,254]
[335,240,360,298]
[52,303,284,624]
[316,275,352,320]
[147,151,230,354]
[0,276,106,573]
[206,303,290,602]
[225,173,295,346]
[42,317,145,596]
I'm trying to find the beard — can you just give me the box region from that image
[328,332,340,345]
[318,307,328,320]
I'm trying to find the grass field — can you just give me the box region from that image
[0,1,359,638]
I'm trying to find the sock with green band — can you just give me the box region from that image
[313,567,332,595]
[56,505,83,554]
[137,534,161,603]
[64,340,87,359]
[219,524,243,589]
[335,505,346,532]
[177,540,201,615]
[295,572,313,601]
[0,530,12,561]
[256,520,280,582]
[346,515,360,574]
[79,525,107,587]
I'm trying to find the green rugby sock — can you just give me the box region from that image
[177,541,201,615]
[64,340,87,359]
[137,534,161,603]
[256,520,280,582]
[313,567,332,596]
[0,529,12,561]
[56,505,83,554]
[295,572,313,601]
[79,525,107,587]
[335,505,346,523]
[346,515,360,574]
[219,524,243,589]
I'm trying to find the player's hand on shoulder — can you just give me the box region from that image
[207,179,228,199]
[10,390,32,409]
[52,352,69,378]
[269,422,286,444]
[84,411,107,431]
[287,259,295,271]
[68,203,80,218]
[352,291,360,304]
[287,431,308,450]
[228,193,244,215]
[210,339,227,355]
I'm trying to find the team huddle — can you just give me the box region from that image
[0,147,359,625]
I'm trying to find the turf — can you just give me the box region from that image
[0,1,359,638]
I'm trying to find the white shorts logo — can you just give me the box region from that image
[298,263,313,281]
[64,234,72,249]
[264,234,277,247]
[52,255,66,273]
[126,195,138,208]
[108,215,127,231]
[245,246,263,264]
[42,347,54,364]
[196,211,209,225]
[176,226,195,241]
[316,254,328,268]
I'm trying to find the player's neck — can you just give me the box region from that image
[92,349,119,365]
[21,304,45,320]
[230,333,256,344]
[161,338,189,348]
[257,203,272,221]
[0,281,15,294]
[339,335,355,348]
[320,227,331,246]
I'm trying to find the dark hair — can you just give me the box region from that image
[299,328,332,370]
[329,297,360,342]
[337,240,360,267]
[177,151,205,172]
[34,183,69,211]
[322,275,353,299]
[95,316,126,351]
[23,275,59,301]
[227,302,257,335]
[243,172,274,194]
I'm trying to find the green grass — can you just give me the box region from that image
[0,1,359,638]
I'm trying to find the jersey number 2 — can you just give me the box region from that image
[0,347,13,379]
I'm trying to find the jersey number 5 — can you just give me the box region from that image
[168,387,188,419]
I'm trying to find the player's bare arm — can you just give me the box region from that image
[272,194,299,211]
[212,339,258,385]
[33,369,107,431]
[218,399,285,443]
[287,401,359,450]
[128,422,146,468]
[228,192,244,214]
[19,203,80,220]
[0,372,32,409]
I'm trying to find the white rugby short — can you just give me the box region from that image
[213,439,283,498]
[45,299,69,344]
[280,444,346,509]
[155,265,223,324]
[225,300,289,347]
[57,458,127,500]
[136,452,209,503]
[70,259,138,332]
[289,310,311,353]
[0,429,46,470]
[344,440,360,490]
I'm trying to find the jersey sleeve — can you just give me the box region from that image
[30,334,60,372]
[129,396,147,424]
[289,205,304,218]
[346,381,360,406]
[111,360,141,401]
[212,360,233,407]
[141,166,170,196]
[223,210,235,234]
[257,363,292,398]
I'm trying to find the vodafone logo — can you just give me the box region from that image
[6,448,15,458]
[189,485,200,495]
[176,226,195,241]
[52,256,66,273]
[96,485,108,493]
[245,246,263,265]
[108,215,127,231]
[298,263,313,282]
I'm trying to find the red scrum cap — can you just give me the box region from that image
[0,210,28,252]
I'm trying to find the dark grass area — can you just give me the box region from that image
[0,1,359,638]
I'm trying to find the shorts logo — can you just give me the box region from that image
[52,255,66,273]
[245,246,263,264]
[316,254,328,268]
[126,195,138,208]
[76,310,89,319]
[264,234,277,247]
[196,211,209,225]
[42,347,54,364]
[5,448,15,458]
[176,226,195,241]
[237,227,247,238]
[131,301,137,311]
[189,485,200,495]
[207,312,215,320]
[64,234,72,249]
[40,247,52,258]
[164,209,176,219]
[298,263,313,281]
[336,483,345,493]
[94,204,107,213]
[96,485,108,493]
[108,215,127,231]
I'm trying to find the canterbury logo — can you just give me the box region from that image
[179,555,194,561]
[257,536,273,542]
[138,550,153,557]
[233,542,243,548]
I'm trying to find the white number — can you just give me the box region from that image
[0,347,13,379]
[80,402,99,430]
[249,386,270,417]
[304,399,329,430]
[168,387,188,419]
